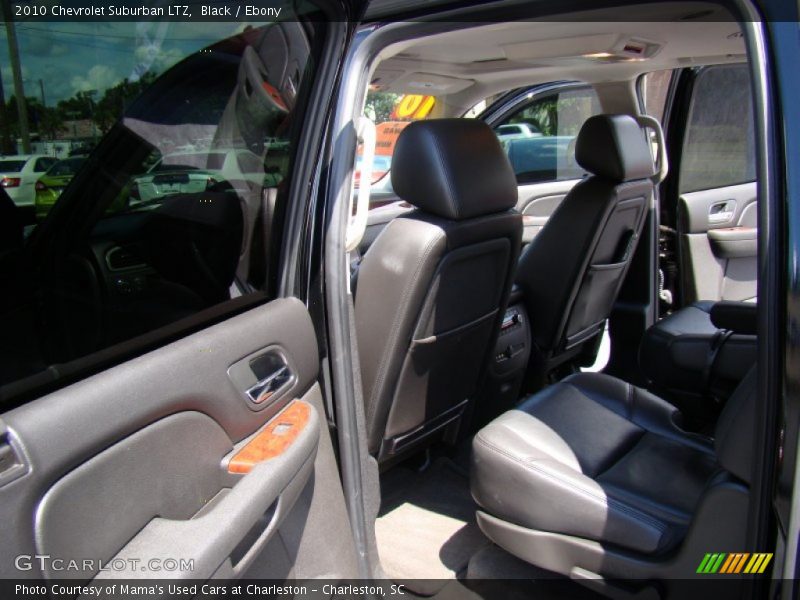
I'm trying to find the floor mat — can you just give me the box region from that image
[376,458,491,595]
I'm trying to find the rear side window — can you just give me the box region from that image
[34,158,56,172]
[679,65,756,193]
[640,69,675,124]
[494,87,602,184]
[0,160,27,172]
[48,158,85,177]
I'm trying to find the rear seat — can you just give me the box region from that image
[470,367,756,581]
[639,301,757,404]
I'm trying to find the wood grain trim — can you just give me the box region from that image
[228,401,311,474]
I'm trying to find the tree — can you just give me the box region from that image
[92,73,156,133]
[56,91,94,120]
[365,92,402,124]
[3,95,63,140]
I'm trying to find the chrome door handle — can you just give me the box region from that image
[246,364,293,405]
[228,347,297,410]
[709,200,736,224]
[0,419,28,487]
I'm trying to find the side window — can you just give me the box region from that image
[640,69,675,124]
[0,19,321,397]
[494,87,602,185]
[679,65,756,193]
[34,158,56,172]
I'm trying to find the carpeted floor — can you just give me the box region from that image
[375,457,491,595]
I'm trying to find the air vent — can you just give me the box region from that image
[106,246,146,272]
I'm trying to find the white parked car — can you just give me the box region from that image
[493,122,542,141]
[130,149,270,204]
[0,154,58,206]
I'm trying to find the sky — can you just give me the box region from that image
[0,21,254,106]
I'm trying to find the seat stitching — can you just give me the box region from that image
[475,434,667,536]
[427,128,460,219]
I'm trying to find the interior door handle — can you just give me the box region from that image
[228,347,297,410]
[93,403,319,584]
[246,365,293,405]
[709,200,736,224]
[0,419,28,487]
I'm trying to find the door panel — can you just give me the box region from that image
[678,182,758,303]
[0,299,358,581]
[670,64,757,306]
[516,180,577,243]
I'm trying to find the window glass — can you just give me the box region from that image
[236,152,265,174]
[34,158,56,172]
[0,18,321,396]
[679,65,756,193]
[495,87,601,184]
[640,70,674,124]
[47,157,86,177]
[358,91,437,192]
[0,160,27,172]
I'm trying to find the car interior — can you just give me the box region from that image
[0,1,771,597]
[343,3,764,596]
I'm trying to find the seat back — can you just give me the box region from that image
[516,115,656,376]
[355,119,522,460]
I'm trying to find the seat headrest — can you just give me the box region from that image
[575,114,656,182]
[391,119,518,221]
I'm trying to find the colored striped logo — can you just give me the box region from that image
[696,553,773,574]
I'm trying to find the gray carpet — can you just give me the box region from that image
[376,458,491,595]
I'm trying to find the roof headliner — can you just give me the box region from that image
[370,2,744,102]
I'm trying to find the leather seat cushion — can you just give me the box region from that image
[639,301,757,396]
[471,373,719,555]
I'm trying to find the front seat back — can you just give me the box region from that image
[515,114,656,383]
[355,119,522,462]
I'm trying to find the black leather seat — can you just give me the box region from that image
[355,119,522,463]
[515,115,656,386]
[471,369,756,580]
[640,301,757,406]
